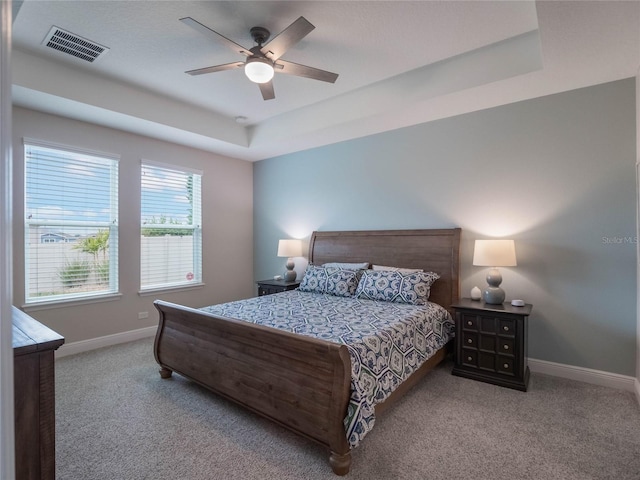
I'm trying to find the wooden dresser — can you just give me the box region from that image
[12,307,65,480]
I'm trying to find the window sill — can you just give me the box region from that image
[138,282,205,297]
[23,292,123,312]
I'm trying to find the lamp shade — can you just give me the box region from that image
[277,239,302,258]
[245,57,274,83]
[473,239,517,267]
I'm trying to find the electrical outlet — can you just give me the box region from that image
[138,311,149,320]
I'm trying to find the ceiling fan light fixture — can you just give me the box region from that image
[245,57,274,84]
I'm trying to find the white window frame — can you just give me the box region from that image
[23,139,119,305]
[140,160,202,293]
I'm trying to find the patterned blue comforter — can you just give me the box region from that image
[201,290,454,448]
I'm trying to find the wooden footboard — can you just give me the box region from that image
[153,300,353,475]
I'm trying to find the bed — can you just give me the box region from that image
[153,228,460,475]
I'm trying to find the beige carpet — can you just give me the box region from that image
[55,338,640,480]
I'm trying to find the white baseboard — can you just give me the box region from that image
[529,357,637,393]
[56,325,157,358]
[635,379,640,406]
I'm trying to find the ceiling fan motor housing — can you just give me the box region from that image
[250,26,270,46]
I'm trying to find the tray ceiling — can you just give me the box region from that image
[11,1,640,161]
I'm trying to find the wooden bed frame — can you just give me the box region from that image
[153,228,460,475]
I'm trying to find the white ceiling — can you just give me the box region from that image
[11,1,640,162]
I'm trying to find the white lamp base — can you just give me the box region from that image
[283,257,296,282]
[483,286,505,304]
[483,267,505,304]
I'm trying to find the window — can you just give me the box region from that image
[140,162,202,291]
[24,140,119,304]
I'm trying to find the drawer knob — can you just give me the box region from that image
[503,326,509,331]
[503,345,509,350]
[467,320,473,326]
[467,356,473,361]
[503,363,509,369]
[467,339,473,344]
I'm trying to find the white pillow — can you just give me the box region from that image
[322,262,369,270]
[372,264,423,274]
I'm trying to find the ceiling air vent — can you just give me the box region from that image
[42,26,109,63]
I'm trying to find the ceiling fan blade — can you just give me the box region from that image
[185,62,244,76]
[275,59,338,83]
[261,16,315,61]
[180,17,251,57]
[258,81,275,101]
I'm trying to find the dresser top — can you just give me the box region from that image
[12,307,65,354]
[452,298,533,316]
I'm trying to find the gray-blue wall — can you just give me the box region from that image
[254,78,637,376]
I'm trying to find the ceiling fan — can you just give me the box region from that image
[180,16,339,101]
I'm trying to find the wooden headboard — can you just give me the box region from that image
[309,228,461,313]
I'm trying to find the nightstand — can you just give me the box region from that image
[451,298,532,391]
[256,279,300,296]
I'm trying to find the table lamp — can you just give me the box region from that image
[277,239,302,282]
[473,239,517,304]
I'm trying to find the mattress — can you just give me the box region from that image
[201,290,454,448]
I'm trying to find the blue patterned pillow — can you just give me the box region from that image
[355,270,440,305]
[298,265,362,297]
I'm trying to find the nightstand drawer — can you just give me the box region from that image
[499,338,515,355]
[499,318,516,336]
[462,349,477,367]
[461,313,478,331]
[497,356,515,375]
[463,332,478,348]
[258,285,281,296]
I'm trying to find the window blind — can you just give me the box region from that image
[24,141,119,304]
[140,162,202,290]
